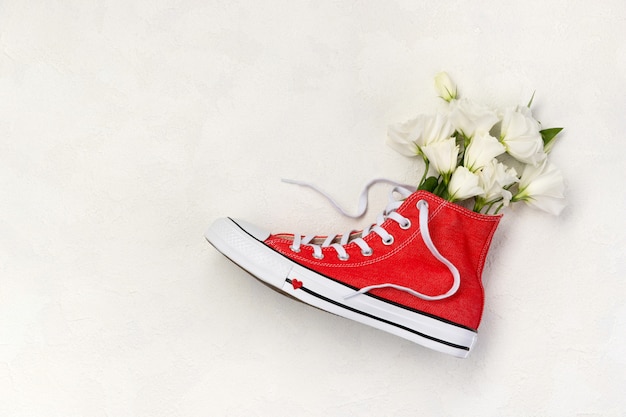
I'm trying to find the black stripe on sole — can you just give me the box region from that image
[286,278,470,352]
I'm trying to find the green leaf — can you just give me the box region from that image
[432,178,448,198]
[527,91,536,108]
[540,127,563,150]
[418,176,439,193]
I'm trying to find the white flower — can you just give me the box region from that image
[496,152,526,179]
[478,159,519,205]
[463,132,506,172]
[448,166,483,202]
[421,137,459,176]
[422,113,455,146]
[513,159,565,215]
[434,72,457,102]
[386,117,422,156]
[386,113,454,156]
[448,98,499,139]
[500,106,545,165]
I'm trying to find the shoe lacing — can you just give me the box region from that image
[284,178,461,301]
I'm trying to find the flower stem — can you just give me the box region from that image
[442,172,451,186]
[418,157,430,188]
[484,197,503,214]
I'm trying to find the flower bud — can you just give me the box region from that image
[463,132,506,172]
[434,72,457,102]
[448,166,483,202]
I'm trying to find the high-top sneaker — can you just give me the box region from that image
[205,186,501,358]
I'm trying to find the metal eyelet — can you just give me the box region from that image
[338,254,350,261]
[399,219,411,230]
[312,252,324,260]
[289,245,301,253]
[382,235,394,246]
[361,248,373,257]
[416,199,428,210]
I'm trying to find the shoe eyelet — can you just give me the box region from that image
[416,199,428,210]
[399,219,411,230]
[382,235,394,246]
[361,248,373,257]
[338,254,350,261]
[312,253,324,260]
[289,245,301,253]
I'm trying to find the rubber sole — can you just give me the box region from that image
[205,217,477,358]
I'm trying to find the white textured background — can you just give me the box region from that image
[1,1,625,416]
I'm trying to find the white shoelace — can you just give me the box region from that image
[283,179,460,301]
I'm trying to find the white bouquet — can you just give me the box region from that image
[387,72,565,215]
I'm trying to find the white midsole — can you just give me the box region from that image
[205,218,477,358]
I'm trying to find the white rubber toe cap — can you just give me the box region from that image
[205,217,291,289]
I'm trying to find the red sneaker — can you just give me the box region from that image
[205,186,501,358]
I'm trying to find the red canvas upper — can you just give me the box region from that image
[263,190,501,330]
